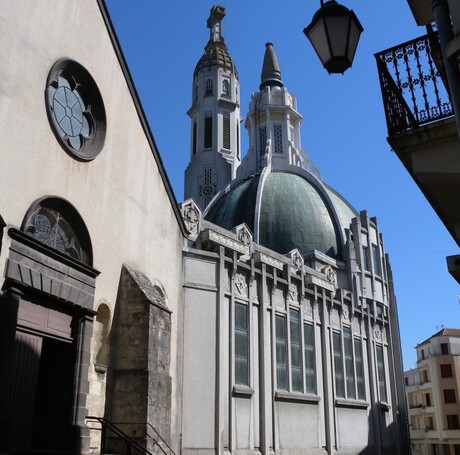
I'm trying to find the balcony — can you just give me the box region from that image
[375,30,460,253]
[375,30,453,137]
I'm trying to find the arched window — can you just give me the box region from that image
[205,79,213,95]
[22,197,93,265]
[222,79,230,96]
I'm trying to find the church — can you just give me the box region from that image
[0,2,409,455]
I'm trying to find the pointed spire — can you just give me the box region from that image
[260,42,284,90]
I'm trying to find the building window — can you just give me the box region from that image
[274,124,283,154]
[192,121,197,156]
[405,377,409,386]
[421,349,425,360]
[425,416,434,430]
[206,78,213,95]
[304,323,316,394]
[354,338,366,400]
[23,198,92,265]
[290,309,302,392]
[441,343,449,355]
[376,344,388,403]
[194,84,198,102]
[333,332,345,398]
[441,364,453,378]
[46,60,106,161]
[344,327,356,399]
[444,389,457,404]
[223,113,230,150]
[421,369,428,383]
[426,392,431,407]
[276,312,317,394]
[235,303,249,386]
[204,115,213,148]
[275,314,288,390]
[362,246,370,271]
[222,79,230,96]
[237,123,240,159]
[258,126,267,158]
[372,244,381,275]
[447,415,460,430]
[333,329,366,400]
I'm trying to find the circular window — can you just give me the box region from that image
[45,60,106,161]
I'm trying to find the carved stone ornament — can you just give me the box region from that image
[204,230,249,255]
[235,224,253,246]
[322,265,337,286]
[181,199,201,235]
[374,326,381,340]
[235,273,247,295]
[288,284,298,302]
[290,249,304,270]
[342,306,349,321]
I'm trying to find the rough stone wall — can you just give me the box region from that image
[106,265,172,453]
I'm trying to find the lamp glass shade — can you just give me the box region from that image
[304,1,363,74]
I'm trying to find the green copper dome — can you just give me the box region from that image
[205,171,357,260]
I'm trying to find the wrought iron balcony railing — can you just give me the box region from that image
[375,31,454,136]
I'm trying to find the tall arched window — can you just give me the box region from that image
[222,79,230,96]
[205,79,214,95]
[22,197,93,265]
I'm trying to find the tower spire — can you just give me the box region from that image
[184,6,241,211]
[260,42,284,90]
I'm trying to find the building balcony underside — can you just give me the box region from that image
[376,31,460,283]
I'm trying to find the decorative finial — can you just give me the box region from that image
[260,42,284,90]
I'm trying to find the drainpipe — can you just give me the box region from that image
[432,0,460,137]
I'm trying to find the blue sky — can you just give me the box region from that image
[106,0,459,369]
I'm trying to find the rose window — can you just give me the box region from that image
[47,74,93,151]
[45,60,106,161]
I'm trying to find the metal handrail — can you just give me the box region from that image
[107,421,175,455]
[86,416,156,455]
[375,30,453,136]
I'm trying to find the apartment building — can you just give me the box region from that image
[406,329,460,455]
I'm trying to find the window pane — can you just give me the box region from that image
[235,303,249,385]
[258,126,267,158]
[444,389,457,404]
[223,113,230,149]
[304,323,316,394]
[276,315,288,390]
[376,345,387,402]
[333,332,345,398]
[204,116,213,148]
[372,244,380,275]
[362,246,370,271]
[354,338,366,400]
[344,327,356,399]
[274,124,283,154]
[290,309,302,392]
[441,364,453,378]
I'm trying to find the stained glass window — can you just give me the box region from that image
[24,207,83,262]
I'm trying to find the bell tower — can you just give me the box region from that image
[184,6,241,210]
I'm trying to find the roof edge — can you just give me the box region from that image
[96,0,187,238]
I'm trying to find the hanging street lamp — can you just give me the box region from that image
[304,0,364,74]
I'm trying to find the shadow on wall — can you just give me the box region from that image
[0,328,81,454]
[0,213,5,255]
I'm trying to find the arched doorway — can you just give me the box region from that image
[0,197,98,454]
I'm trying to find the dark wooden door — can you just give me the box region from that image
[5,330,43,451]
